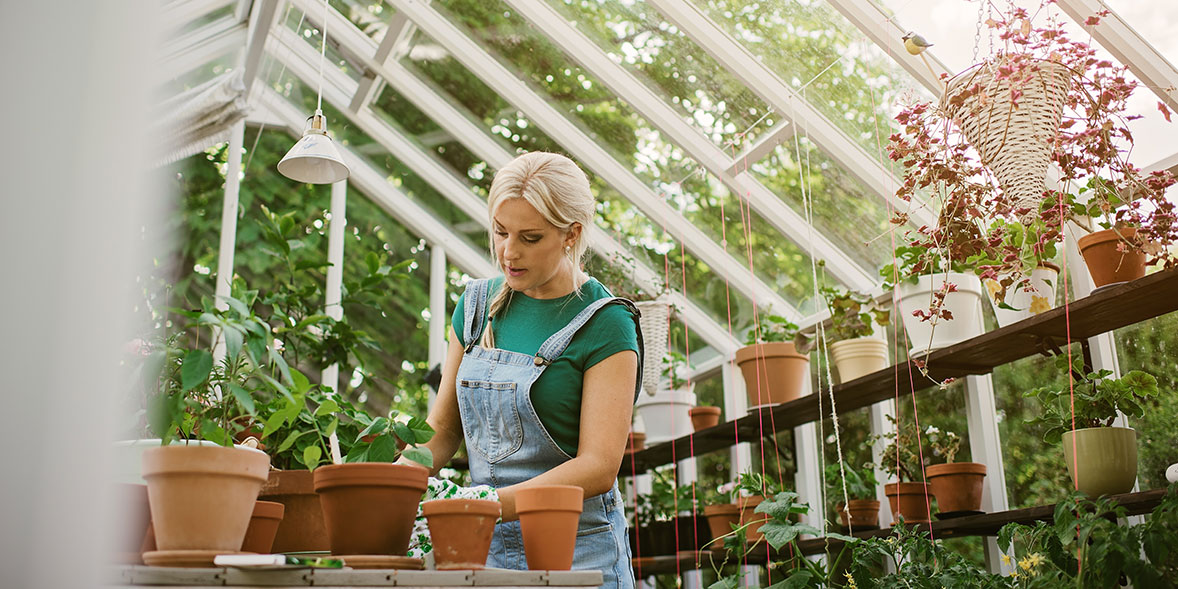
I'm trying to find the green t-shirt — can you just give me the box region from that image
[451,277,640,456]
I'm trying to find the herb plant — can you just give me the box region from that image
[1024,355,1159,443]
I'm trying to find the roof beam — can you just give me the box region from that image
[269,22,739,352]
[647,0,934,230]
[503,0,877,293]
[240,0,282,93]
[386,0,800,321]
[256,84,497,277]
[349,9,423,112]
[726,120,791,175]
[1055,0,1178,112]
[159,16,247,80]
[823,0,951,96]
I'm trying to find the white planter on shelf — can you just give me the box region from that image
[985,263,1059,328]
[829,337,889,383]
[634,385,696,445]
[894,272,986,355]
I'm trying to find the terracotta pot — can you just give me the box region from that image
[423,499,501,569]
[111,483,153,564]
[241,500,285,554]
[925,462,987,513]
[836,499,880,529]
[702,503,740,542]
[734,342,809,408]
[829,337,889,383]
[626,432,646,453]
[689,406,722,431]
[1078,227,1148,287]
[515,485,583,570]
[258,469,328,552]
[737,496,769,542]
[1062,427,1138,497]
[313,463,428,556]
[142,444,271,552]
[884,482,932,525]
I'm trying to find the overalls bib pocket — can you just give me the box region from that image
[458,379,524,463]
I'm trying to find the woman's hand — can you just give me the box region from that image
[496,349,637,521]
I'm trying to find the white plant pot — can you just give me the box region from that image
[986,264,1059,328]
[829,337,889,383]
[634,386,696,445]
[894,272,986,355]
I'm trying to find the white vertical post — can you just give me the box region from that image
[322,180,347,464]
[963,374,1012,574]
[722,361,753,479]
[794,371,825,528]
[868,399,897,527]
[212,119,246,366]
[428,244,447,410]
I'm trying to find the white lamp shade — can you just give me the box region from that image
[278,132,349,184]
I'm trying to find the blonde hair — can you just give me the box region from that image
[481,152,595,348]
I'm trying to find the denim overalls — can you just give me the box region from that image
[456,278,642,588]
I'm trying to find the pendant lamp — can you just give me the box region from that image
[277,0,349,184]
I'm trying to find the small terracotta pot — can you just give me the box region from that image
[423,499,501,569]
[734,342,809,407]
[1062,427,1138,497]
[737,496,768,542]
[702,503,740,541]
[258,469,327,552]
[142,444,271,552]
[241,500,285,554]
[925,462,987,513]
[689,406,722,431]
[515,485,583,570]
[836,499,880,529]
[1077,227,1147,287]
[626,432,646,453]
[884,482,932,525]
[313,463,428,556]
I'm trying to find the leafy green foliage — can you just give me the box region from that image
[869,415,924,483]
[849,523,1010,588]
[634,467,701,529]
[820,284,890,343]
[824,461,878,500]
[345,410,435,468]
[746,314,801,346]
[260,388,373,471]
[1024,355,1159,444]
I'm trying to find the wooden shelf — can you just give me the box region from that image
[630,489,1168,575]
[621,268,1178,474]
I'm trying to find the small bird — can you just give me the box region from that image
[902,31,934,55]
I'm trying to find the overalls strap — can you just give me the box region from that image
[462,278,493,350]
[534,296,645,401]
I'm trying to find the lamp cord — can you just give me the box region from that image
[317,0,329,112]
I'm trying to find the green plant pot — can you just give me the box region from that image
[1062,427,1138,497]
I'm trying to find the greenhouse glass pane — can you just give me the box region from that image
[161,51,242,97]
[696,0,933,168]
[399,15,823,314]
[284,4,364,83]
[328,0,397,41]
[173,3,236,37]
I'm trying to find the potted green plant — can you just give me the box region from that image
[825,461,880,530]
[870,415,932,525]
[979,217,1061,327]
[702,471,783,545]
[751,491,857,587]
[882,241,987,356]
[635,350,696,444]
[313,410,435,557]
[922,425,988,515]
[1025,355,1159,496]
[632,468,707,555]
[140,289,290,566]
[734,313,810,408]
[819,278,891,383]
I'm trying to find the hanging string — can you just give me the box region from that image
[316,0,329,113]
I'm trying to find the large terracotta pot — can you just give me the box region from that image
[626,432,646,453]
[258,469,328,552]
[737,496,768,542]
[734,342,809,408]
[1077,227,1147,287]
[689,406,722,431]
[884,482,932,525]
[423,498,501,569]
[313,463,428,556]
[241,500,285,554]
[894,272,986,354]
[702,503,740,542]
[1062,427,1138,497]
[925,462,987,513]
[516,485,583,570]
[142,444,271,553]
[829,337,889,383]
[836,499,880,530]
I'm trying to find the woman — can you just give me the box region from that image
[419,151,642,587]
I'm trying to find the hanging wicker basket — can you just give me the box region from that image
[633,299,670,396]
[941,59,1072,219]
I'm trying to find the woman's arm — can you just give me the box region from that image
[495,349,636,521]
[405,326,466,476]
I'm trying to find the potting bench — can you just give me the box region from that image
[108,566,603,588]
